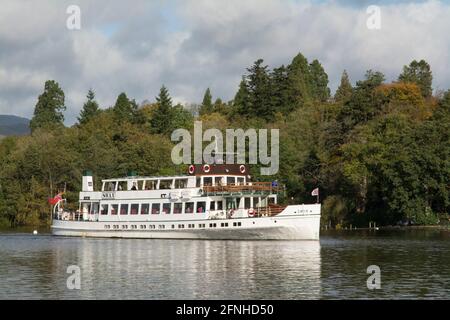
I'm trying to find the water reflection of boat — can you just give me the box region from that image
[72,239,321,299]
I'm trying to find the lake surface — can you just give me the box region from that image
[0,228,449,299]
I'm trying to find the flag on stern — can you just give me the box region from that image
[48,192,63,205]
[311,188,319,196]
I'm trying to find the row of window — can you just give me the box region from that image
[84,197,271,215]
[100,201,209,215]
[196,176,245,187]
[102,176,247,191]
[103,178,190,191]
[103,222,242,230]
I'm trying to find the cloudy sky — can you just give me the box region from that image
[0,0,449,125]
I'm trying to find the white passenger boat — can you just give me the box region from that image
[51,164,320,240]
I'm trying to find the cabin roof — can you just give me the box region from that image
[102,175,191,182]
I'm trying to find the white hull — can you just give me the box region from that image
[51,205,321,240]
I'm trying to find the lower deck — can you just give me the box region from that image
[51,205,321,240]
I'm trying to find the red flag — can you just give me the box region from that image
[311,188,319,196]
[48,193,63,205]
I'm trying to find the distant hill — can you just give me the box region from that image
[0,115,30,136]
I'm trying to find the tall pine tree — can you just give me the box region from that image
[199,88,213,116]
[270,65,292,115]
[78,89,100,125]
[30,80,66,132]
[151,85,173,135]
[287,52,312,108]
[246,59,272,120]
[309,59,330,102]
[398,59,433,98]
[334,70,353,103]
[232,77,250,118]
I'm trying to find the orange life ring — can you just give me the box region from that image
[188,165,195,174]
[203,164,211,173]
[248,209,256,217]
[239,165,246,174]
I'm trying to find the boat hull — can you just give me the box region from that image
[51,214,320,240]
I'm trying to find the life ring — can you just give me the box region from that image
[239,165,246,174]
[188,165,195,174]
[248,209,256,217]
[203,164,211,173]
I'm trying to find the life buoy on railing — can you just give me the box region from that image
[239,165,246,174]
[203,164,211,173]
[248,209,256,217]
[188,165,195,175]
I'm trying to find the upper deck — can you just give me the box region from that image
[81,164,282,200]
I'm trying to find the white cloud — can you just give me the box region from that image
[0,0,449,124]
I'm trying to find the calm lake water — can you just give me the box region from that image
[0,228,449,299]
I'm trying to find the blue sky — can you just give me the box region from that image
[0,0,449,124]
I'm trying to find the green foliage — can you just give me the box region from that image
[151,86,173,134]
[270,65,293,115]
[398,59,433,98]
[246,59,272,120]
[231,77,250,118]
[334,70,353,103]
[309,59,330,102]
[199,88,213,116]
[113,92,138,124]
[78,89,100,125]
[0,56,448,228]
[287,52,312,107]
[29,80,66,132]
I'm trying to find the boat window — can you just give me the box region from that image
[130,204,139,215]
[151,203,161,214]
[140,204,149,215]
[237,177,245,185]
[203,177,212,186]
[162,203,171,214]
[175,179,188,188]
[144,180,156,190]
[197,201,206,213]
[173,203,182,214]
[106,182,116,191]
[111,204,118,215]
[118,181,127,191]
[268,197,275,205]
[101,204,108,215]
[90,203,99,214]
[236,197,242,209]
[120,204,129,215]
[214,176,224,186]
[137,180,144,190]
[217,201,223,210]
[226,198,236,210]
[244,197,251,209]
[196,177,201,187]
[185,202,194,214]
[159,179,173,190]
[210,201,216,210]
[253,197,260,208]
[130,181,138,191]
[227,177,235,185]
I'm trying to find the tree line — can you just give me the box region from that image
[0,53,448,228]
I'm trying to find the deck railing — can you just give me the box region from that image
[254,204,286,217]
[202,182,282,195]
